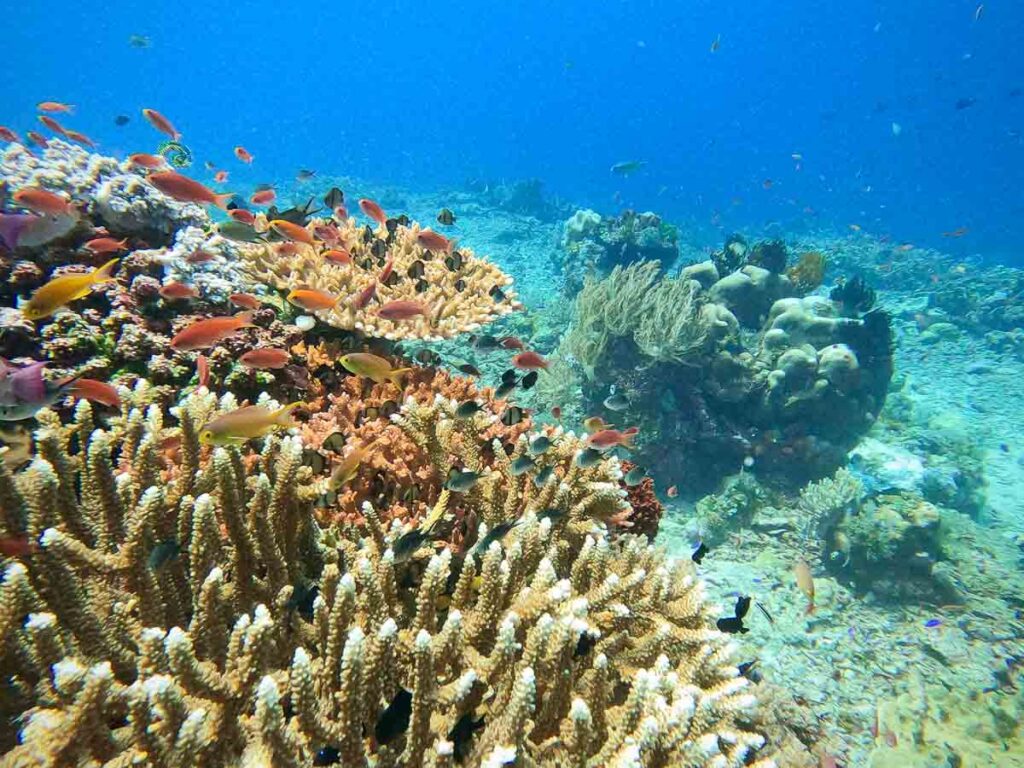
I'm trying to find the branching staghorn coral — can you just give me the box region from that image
[0,388,775,766]
[238,216,521,341]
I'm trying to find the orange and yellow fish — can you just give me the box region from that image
[148,171,233,209]
[170,313,254,351]
[142,108,180,140]
[269,219,314,245]
[22,258,119,320]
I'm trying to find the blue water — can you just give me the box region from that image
[4,0,1022,260]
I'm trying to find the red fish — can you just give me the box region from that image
[417,229,452,252]
[379,257,394,283]
[37,101,74,114]
[500,336,525,350]
[69,378,121,407]
[667,485,678,498]
[142,108,180,140]
[196,354,210,388]
[511,351,549,370]
[148,171,233,209]
[377,300,426,320]
[159,282,198,300]
[0,535,36,558]
[234,145,253,163]
[228,209,256,225]
[37,115,68,136]
[333,204,349,221]
[214,170,229,183]
[323,249,352,266]
[65,130,96,148]
[0,126,22,143]
[353,281,377,309]
[276,242,301,257]
[240,348,290,369]
[587,427,638,451]
[128,153,166,169]
[250,189,276,206]
[551,406,562,420]
[26,131,48,149]
[170,313,255,351]
[313,224,341,245]
[13,187,74,216]
[229,293,262,310]
[358,198,387,227]
[84,237,129,254]
[186,249,216,264]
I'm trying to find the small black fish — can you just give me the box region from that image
[445,468,482,493]
[407,260,425,279]
[382,270,401,287]
[371,239,388,258]
[296,169,317,182]
[756,603,775,625]
[574,632,597,657]
[455,279,466,292]
[494,381,516,399]
[510,455,534,475]
[415,278,430,293]
[302,448,327,474]
[716,616,749,634]
[533,465,554,487]
[437,208,456,226]
[392,529,437,563]
[538,507,565,522]
[735,595,751,619]
[324,187,344,209]
[379,400,399,418]
[457,362,481,377]
[114,114,131,127]
[445,254,464,271]
[472,520,521,555]
[148,539,181,570]
[321,432,347,452]
[576,448,603,468]
[691,542,708,564]
[624,465,646,487]
[287,583,319,621]
[448,712,485,762]
[313,746,341,765]
[737,660,758,678]
[955,97,977,110]
[490,285,507,301]
[500,368,518,384]
[521,371,538,390]
[472,335,501,351]
[456,400,482,419]
[414,349,442,366]
[374,688,413,745]
[528,435,553,455]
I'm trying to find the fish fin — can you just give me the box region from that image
[274,402,303,427]
[92,257,120,284]
[387,367,412,387]
[213,193,234,210]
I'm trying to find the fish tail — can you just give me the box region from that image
[213,193,234,210]
[387,367,412,387]
[235,311,256,328]
[275,402,304,427]
[92,258,120,284]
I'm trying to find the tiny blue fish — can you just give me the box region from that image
[924,618,942,628]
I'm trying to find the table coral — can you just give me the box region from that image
[237,216,521,341]
[0,386,779,766]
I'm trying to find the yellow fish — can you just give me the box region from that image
[339,353,411,386]
[199,402,301,446]
[419,489,450,533]
[329,443,370,490]
[22,258,119,320]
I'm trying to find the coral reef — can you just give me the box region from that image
[238,216,521,341]
[539,261,894,493]
[695,472,769,546]
[0,386,778,766]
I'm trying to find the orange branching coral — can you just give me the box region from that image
[620,460,663,540]
[299,366,531,531]
[786,251,827,292]
[239,215,521,340]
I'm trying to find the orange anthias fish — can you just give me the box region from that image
[170,313,255,351]
[37,101,74,114]
[269,219,315,245]
[333,204,349,221]
[142,108,181,140]
[500,336,525,350]
[148,172,233,209]
[358,198,387,227]
[65,130,96,148]
[587,426,638,451]
[240,348,290,369]
[214,170,229,183]
[186,249,216,264]
[234,146,254,163]
[22,258,119,320]
[159,282,198,300]
[250,189,276,206]
[314,224,341,245]
[666,485,679,498]
[228,209,256,226]
[323,249,352,266]
[196,354,210,388]
[276,243,301,256]
[13,187,74,216]
[353,281,377,309]
[416,229,452,252]
[128,153,167,169]
[69,378,121,408]
[379,258,395,282]
[795,559,815,614]
[84,237,129,254]
[0,127,22,143]
[287,288,340,312]
[511,351,549,370]
[26,131,48,149]
[377,300,426,320]
[37,115,68,136]
[942,227,969,238]
[229,293,262,310]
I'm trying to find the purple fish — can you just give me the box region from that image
[0,213,36,249]
[9,362,48,402]
[924,618,942,628]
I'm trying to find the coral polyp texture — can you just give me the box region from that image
[238,217,522,341]
[0,386,775,766]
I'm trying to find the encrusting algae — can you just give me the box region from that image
[0,385,776,767]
